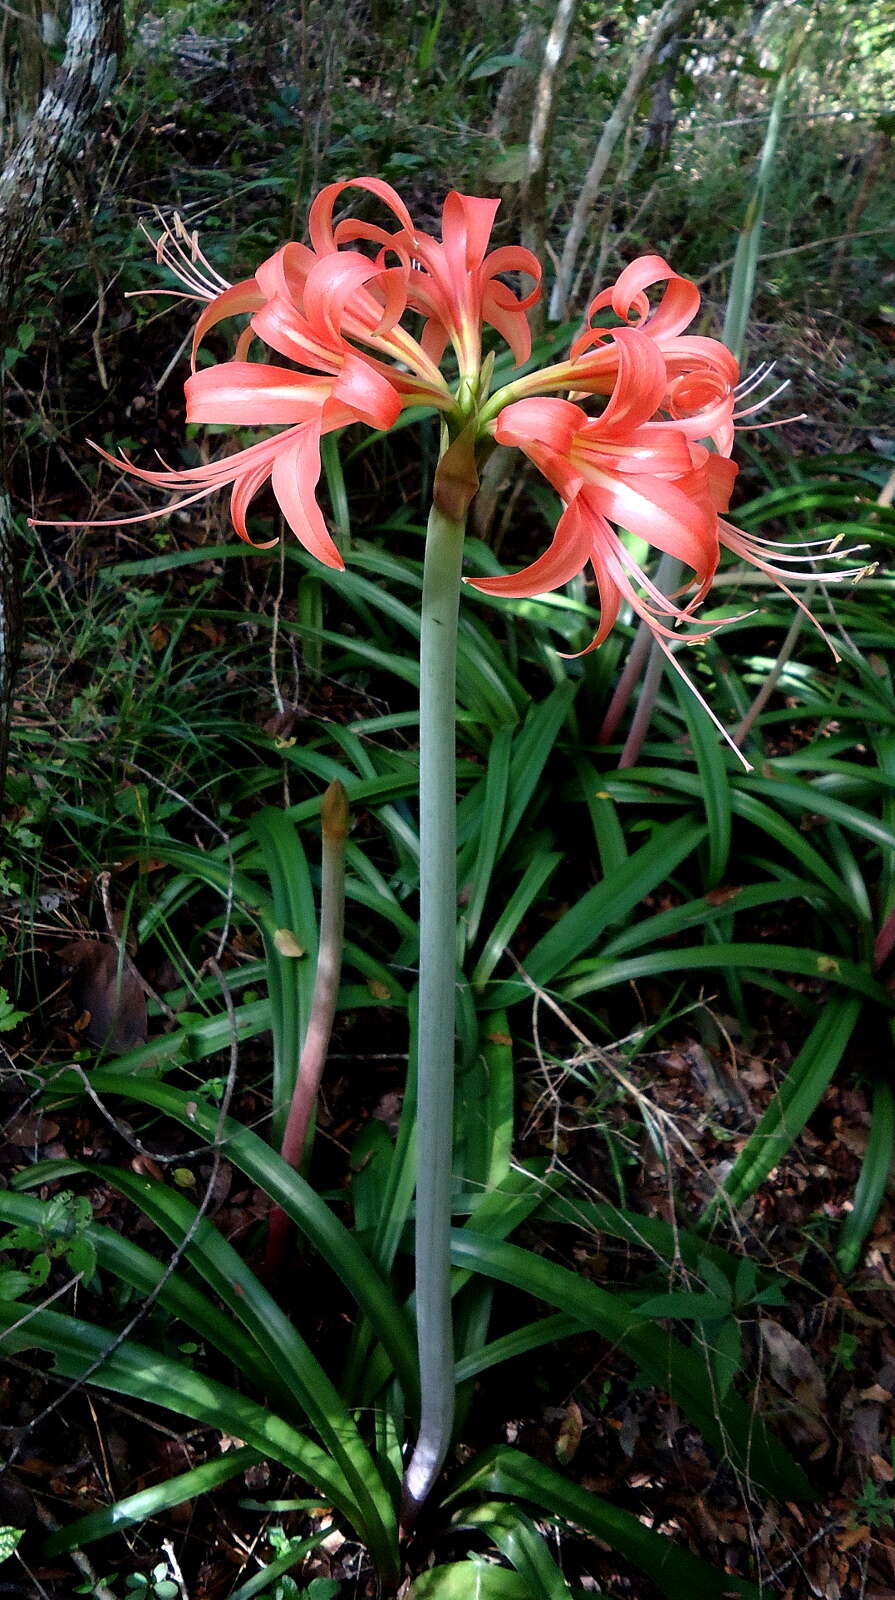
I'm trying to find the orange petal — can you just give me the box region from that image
[465,497,593,598]
[270,425,344,569]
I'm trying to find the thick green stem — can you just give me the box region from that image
[401,499,466,1523]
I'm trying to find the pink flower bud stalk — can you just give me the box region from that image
[265,781,348,1278]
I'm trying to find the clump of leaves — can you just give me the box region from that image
[0,1190,95,1299]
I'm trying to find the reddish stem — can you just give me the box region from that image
[265,781,348,1277]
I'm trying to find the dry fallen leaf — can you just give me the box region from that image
[760,1320,827,1412]
[58,939,147,1054]
[5,1113,60,1147]
[554,1401,583,1466]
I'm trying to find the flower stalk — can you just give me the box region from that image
[265,780,348,1277]
[401,495,467,1525]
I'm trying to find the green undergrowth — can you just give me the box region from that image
[4,443,895,1595]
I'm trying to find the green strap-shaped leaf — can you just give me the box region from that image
[454,1314,584,1383]
[600,879,830,961]
[43,1446,260,1555]
[672,676,732,889]
[461,725,513,949]
[78,1072,420,1412]
[837,1074,895,1277]
[472,849,563,992]
[498,684,576,853]
[90,1167,397,1558]
[249,807,318,1148]
[448,1231,810,1501]
[560,946,885,1005]
[411,1563,530,1599]
[449,1447,759,1600]
[0,1187,288,1408]
[0,1303,376,1550]
[701,993,863,1225]
[482,816,707,1008]
[455,1502,572,1600]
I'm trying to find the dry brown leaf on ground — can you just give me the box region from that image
[58,938,148,1053]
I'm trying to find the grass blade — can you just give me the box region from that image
[701,995,862,1225]
[448,1231,810,1499]
[836,1072,895,1277]
[42,1447,260,1555]
[449,1448,759,1599]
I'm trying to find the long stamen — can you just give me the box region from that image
[734,360,776,400]
[736,414,808,430]
[29,481,220,528]
[733,376,791,419]
[145,214,233,302]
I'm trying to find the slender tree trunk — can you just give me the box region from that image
[549,0,701,320]
[829,129,892,290]
[643,33,683,165]
[521,0,578,334]
[488,17,543,148]
[0,0,122,798]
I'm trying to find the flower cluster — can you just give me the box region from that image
[41,177,864,658]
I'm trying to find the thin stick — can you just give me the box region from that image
[732,591,812,749]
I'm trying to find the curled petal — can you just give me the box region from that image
[594,254,701,341]
[250,297,336,369]
[186,363,335,425]
[465,496,593,598]
[302,250,391,339]
[582,470,717,582]
[664,335,739,387]
[191,278,266,368]
[440,191,501,277]
[255,241,315,304]
[420,316,450,367]
[308,177,415,254]
[331,351,402,428]
[483,284,533,366]
[494,396,582,457]
[558,514,625,656]
[303,250,410,343]
[230,463,279,548]
[593,328,667,435]
[701,452,738,514]
[484,245,542,309]
[582,422,696,478]
[271,425,344,569]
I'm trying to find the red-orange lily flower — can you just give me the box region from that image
[33,180,543,557]
[33,351,402,566]
[306,178,541,379]
[468,328,723,649]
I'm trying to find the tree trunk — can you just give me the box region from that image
[521,0,578,337]
[0,0,122,799]
[548,0,701,320]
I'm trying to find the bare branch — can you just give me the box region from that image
[549,0,701,320]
